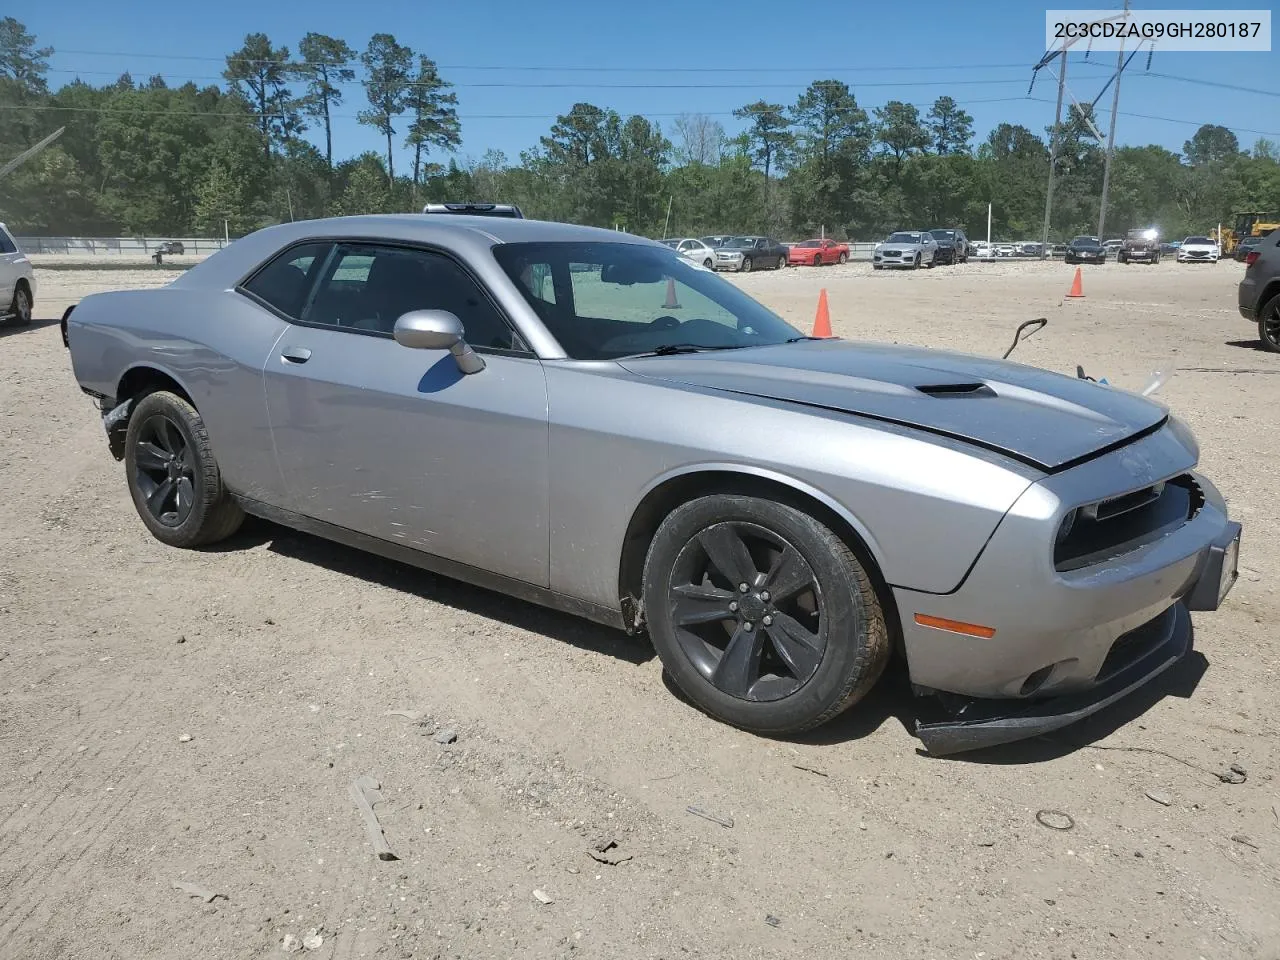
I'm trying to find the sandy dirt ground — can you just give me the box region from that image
[2,254,1277,960]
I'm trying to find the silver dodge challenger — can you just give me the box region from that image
[63,215,1242,754]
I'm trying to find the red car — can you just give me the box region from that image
[788,238,849,266]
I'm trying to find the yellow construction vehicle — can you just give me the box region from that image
[1215,212,1280,256]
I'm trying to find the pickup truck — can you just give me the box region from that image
[788,238,849,267]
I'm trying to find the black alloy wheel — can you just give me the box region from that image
[665,520,826,702]
[132,413,197,527]
[1259,294,1280,353]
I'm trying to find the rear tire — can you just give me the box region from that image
[642,495,889,735]
[838,252,848,264]
[1258,293,1280,353]
[124,390,244,548]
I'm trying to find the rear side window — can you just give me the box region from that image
[0,230,16,254]
[241,242,333,320]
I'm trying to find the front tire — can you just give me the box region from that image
[1258,293,1280,353]
[741,257,753,273]
[703,258,713,269]
[642,495,889,735]
[124,390,244,548]
[913,253,922,269]
[7,284,32,326]
[838,252,848,264]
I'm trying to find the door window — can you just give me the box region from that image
[302,244,527,352]
[240,241,332,320]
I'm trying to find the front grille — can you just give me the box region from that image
[1054,474,1201,572]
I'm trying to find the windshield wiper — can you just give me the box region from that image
[784,335,824,343]
[626,343,743,358]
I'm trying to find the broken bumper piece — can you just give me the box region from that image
[915,603,1192,756]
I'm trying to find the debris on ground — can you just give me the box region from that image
[765,915,782,927]
[349,775,399,861]
[1219,764,1247,784]
[384,709,427,722]
[1035,809,1075,831]
[1231,835,1259,850]
[532,889,553,905]
[171,880,223,903]
[792,764,829,777]
[176,636,185,644]
[282,933,302,952]
[178,734,193,743]
[432,728,458,745]
[1145,790,1173,807]
[302,927,324,950]
[686,805,734,828]
[587,839,633,866]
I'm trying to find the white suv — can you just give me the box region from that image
[1,223,35,326]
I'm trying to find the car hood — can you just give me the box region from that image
[877,242,923,252]
[618,340,1167,472]
[1181,243,1217,251]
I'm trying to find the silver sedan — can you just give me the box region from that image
[64,215,1241,754]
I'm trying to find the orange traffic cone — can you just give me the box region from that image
[1066,267,1084,298]
[812,288,832,338]
[662,276,681,309]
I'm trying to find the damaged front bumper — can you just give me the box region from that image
[915,518,1240,756]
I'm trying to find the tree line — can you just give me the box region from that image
[1,16,1277,242]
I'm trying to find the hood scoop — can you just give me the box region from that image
[915,382,995,398]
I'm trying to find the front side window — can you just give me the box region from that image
[493,241,802,361]
[0,229,19,254]
[300,243,526,351]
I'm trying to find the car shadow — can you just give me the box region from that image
[1225,338,1268,351]
[215,516,655,666]
[0,317,60,339]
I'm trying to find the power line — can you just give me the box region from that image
[39,66,1116,91]
[0,96,1033,122]
[50,49,1044,72]
[7,97,1279,138]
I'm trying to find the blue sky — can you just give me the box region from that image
[22,0,1280,172]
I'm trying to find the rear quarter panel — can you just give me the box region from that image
[68,287,291,501]
[543,364,1038,608]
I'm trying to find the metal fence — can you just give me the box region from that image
[16,236,229,255]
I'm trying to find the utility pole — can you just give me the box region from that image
[1040,46,1067,254]
[1097,0,1131,239]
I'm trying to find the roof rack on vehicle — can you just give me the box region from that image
[422,202,524,218]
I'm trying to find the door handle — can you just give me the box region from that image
[281,347,312,364]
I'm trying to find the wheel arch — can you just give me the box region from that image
[1256,277,1280,316]
[104,364,198,460]
[14,276,32,298]
[617,465,899,639]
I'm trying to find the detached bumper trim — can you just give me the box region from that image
[1183,521,1241,611]
[915,603,1191,756]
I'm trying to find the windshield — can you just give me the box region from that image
[700,236,727,247]
[796,240,820,248]
[1069,237,1099,246]
[886,232,921,243]
[493,241,803,361]
[660,239,680,248]
[1185,236,1212,244]
[930,230,954,239]
[729,236,756,246]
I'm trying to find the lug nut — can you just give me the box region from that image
[729,601,738,612]
[760,591,770,601]
[743,622,754,631]
[762,615,773,626]
[739,583,750,593]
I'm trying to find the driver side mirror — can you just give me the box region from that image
[393,310,486,375]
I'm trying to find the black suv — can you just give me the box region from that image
[928,229,969,265]
[1238,232,1280,352]
[422,203,524,218]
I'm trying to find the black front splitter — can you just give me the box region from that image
[915,603,1192,757]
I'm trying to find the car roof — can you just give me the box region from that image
[171,214,658,290]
